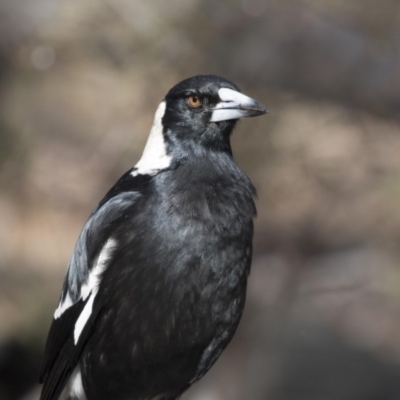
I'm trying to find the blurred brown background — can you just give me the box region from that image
[1,1,400,399]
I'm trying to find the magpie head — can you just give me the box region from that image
[133,75,267,176]
[162,75,267,157]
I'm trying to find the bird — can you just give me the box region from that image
[39,74,267,400]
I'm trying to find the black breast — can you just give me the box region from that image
[82,154,256,400]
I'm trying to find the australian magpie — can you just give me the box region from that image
[39,75,267,400]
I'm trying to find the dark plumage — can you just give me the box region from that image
[40,75,267,400]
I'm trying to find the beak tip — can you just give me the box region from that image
[242,98,268,116]
[258,102,268,115]
[242,103,268,117]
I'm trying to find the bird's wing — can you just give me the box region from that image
[39,169,148,400]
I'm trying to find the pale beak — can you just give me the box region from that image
[210,88,267,122]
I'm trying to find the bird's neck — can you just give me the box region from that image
[169,151,253,193]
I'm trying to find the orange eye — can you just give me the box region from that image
[187,95,202,108]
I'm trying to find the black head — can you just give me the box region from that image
[161,75,266,158]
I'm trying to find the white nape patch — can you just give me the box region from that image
[54,291,73,319]
[74,238,117,344]
[131,101,171,177]
[211,88,258,122]
[61,365,87,400]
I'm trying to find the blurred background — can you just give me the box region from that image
[1,0,400,399]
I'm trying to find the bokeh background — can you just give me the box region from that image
[1,1,400,399]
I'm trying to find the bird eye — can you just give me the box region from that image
[187,95,203,108]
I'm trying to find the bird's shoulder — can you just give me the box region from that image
[96,167,153,209]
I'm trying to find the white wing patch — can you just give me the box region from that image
[74,237,117,344]
[54,238,117,322]
[74,294,95,344]
[54,291,73,319]
[131,101,171,177]
[61,365,87,400]
[79,237,117,301]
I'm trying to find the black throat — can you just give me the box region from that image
[153,151,257,229]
